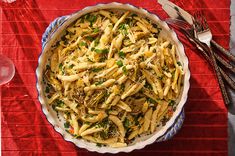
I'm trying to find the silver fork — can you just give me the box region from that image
[193,11,231,105]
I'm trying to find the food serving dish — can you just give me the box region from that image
[36,2,190,153]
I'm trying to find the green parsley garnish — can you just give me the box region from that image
[177,61,182,66]
[85,36,94,41]
[59,63,63,70]
[118,51,125,59]
[69,64,74,69]
[94,48,109,54]
[92,68,102,72]
[87,57,94,62]
[95,81,103,86]
[79,41,87,47]
[93,27,99,33]
[168,100,176,106]
[123,118,130,129]
[45,86,50,93]
[147,98,157,104]
[64,122,70,128]
[122,66,127,75]
[116,60,123,67]
[96,143,102,147]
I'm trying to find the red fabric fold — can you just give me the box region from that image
[1,0,229,155]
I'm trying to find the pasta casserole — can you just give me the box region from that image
[43,9,184,147]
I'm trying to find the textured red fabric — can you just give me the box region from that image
[0,0,229,155]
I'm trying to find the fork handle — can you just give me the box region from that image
[207,47,231,105]
[211,39,235,62]
[214,53,235,73]
[183,30,235,91]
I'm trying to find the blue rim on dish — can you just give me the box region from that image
[36,2,190,153]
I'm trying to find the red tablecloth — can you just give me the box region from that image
[1,0,229,155]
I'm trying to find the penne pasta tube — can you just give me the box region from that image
[84,79,116,92]
[80,126,104,136]
[143,108,153,132]
[113,11,130,32]
[121,83,138,99]
[79,123,91,135]
[150,104,161,133]
[163,78,171,96]
[117,101,132,112]
[109,115,125,137]
[57,74,80,82]
[71,113,79,135]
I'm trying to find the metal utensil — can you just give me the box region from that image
[166,18,235,90]
[158,0,235,61]
[193,11,231,105]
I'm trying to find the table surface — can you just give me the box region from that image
[0,0,231,155]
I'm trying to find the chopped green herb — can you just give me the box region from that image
[144,82,153,90]
[116,60,123,67]
[123,118,130,129]
[94,48,109,54]
[121,84,125,92]
[119,23,126,30]
[177,61,182,66]
[96,143,102,147]
[91,47,95,51]
[158,76,163,80]
[167,43,172,49]
[59,63,63,70]
[84,14,97,26]
[95,81,103,86]
[147,97,157,104]
[87,57,94,62]
[94,38,100,46]
[118,51,125,59]
[93,27,99,33]
[79,41,87,47]
[45,86,50,93]
[131,13,137,17]
[56,99,64,106]
[81,31,88,35]
[168,100,175,106]
[99,56,107,62]
[119,23,128,35]
[64,122,70,128]
[92,68,102,72]
[122,66,127,75]
[69,64,75,69]
[84,121,90,125]
[75,135,82,139]
[100,130,109,139]
[46,64,50,69]
[85,36,94,41]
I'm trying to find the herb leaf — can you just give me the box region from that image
[64,122,70,128]
[177,61,182,66]
[93,27,99,33]
[116,60,123,67]
[45,86,50,93]
[92,68,102,72]
[123,118,130,129]
[94,48,109,54]
[118,51,125,59]
[79,41,87,47]
[122,66,127,75]
[95,81,103,86]
[147,97,157,104]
